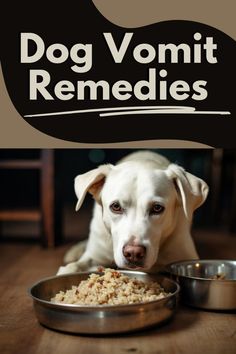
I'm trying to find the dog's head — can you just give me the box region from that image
[74,161,208,270]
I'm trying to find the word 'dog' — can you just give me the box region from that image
[20,33,92,73]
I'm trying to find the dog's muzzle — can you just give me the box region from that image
[122,244,146,268]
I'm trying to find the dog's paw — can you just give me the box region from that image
[57,262,79,275]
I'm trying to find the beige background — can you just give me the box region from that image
[1,0,235,148]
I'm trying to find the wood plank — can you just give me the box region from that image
[0,159,42,169]
[0,209,41,221]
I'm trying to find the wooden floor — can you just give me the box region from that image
[0,230,236,354]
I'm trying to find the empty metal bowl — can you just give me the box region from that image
[29,271,180,334]
[167,259,236,310]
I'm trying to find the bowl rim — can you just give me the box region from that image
[166,259,236,282]
[28,270,180,310]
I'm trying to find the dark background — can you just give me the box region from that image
[0,149,235,244]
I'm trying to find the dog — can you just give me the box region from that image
[57,151,209,275]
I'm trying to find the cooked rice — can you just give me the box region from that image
[51,268,169,305]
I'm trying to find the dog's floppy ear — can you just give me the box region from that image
[74,164,113,211]
[166,164,209,220]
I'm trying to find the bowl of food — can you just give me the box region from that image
[29,268,180,334]
[167,260,236,310]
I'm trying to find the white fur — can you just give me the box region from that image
[57,151,209,275]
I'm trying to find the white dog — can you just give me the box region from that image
[57,151,209,275]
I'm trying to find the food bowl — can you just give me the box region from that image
[167,259,236,310]
[29,271,179,334]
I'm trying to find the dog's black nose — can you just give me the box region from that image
[123,244,146,263]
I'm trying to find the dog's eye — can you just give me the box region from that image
[110,201,124,214]
[150,203,165,215]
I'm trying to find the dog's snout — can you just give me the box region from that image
[122,244,146,263]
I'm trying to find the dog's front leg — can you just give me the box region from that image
[57,252,95,275]
[57,236,114,275]
[57,204,114,275]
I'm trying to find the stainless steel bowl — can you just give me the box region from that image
[167,259,236,310]
[29,271,180,334]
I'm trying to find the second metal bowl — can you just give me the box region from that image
[167,259,236,310]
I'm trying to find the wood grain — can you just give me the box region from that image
[0,241,235,354]
[0,160,42,169]
[0,209,41,221]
